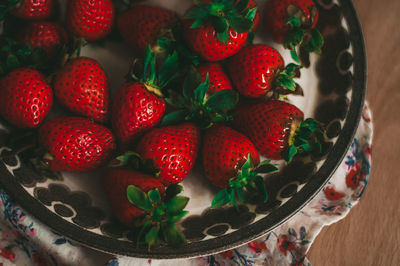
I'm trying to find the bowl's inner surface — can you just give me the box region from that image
[0,0,364,259]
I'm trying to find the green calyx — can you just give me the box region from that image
[184,0,256,44]
[282,118,325,163]
[126,183,189,251]
[161,68,239,128]
[0,0,20,20]
[0,37,49,76]
[109,151,160,177]
[274,63,303,97]
[282,7,324,63]
[129,46,180,96]
[154,22,199,67]
[211,154,278,208]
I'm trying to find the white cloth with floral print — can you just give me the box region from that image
[0,106,373,266]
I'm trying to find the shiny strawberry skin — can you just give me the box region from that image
[233,100,304,159]
[117,5,177,52]
[54,57,110,123]
[197,62,233,98]
[111,82,166,146]
[228,44,284,98]
[11,0,54,20]
[264,0,319,43]
[39,117,116,172]
[102,168,165,227]
[17,21,67,57]
[136,123,201,185]
[66,0,115,42]
[183,20,248,62]
[0,68,52,128]
[202,125,259,188]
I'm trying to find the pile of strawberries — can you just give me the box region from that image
[0,0,325,249]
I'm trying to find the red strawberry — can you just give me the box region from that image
[39,117,116,172]
[112,48,178,146]
[112,82,166,145]
[228,44,302,98]
[233,100,323,162]
[10,0,54,20]
[0,68,52,128]
[183,0,257,61]
[66,0,115,42]
[264,0,323,61]
[117,5,177,53]
[203,124,278,208]
[102,169,188,249]
[54,57,110,123]
[247,0,260,31]
[202,125,259,188]
[197,63,232,99]
[17,21,67,57]
[102,168,165,226]
[135,123,201,185]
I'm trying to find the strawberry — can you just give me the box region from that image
[183,0,257,61]
[117,5,177,53]
[162,68,238,128]
[203,125,278,207]
[103,170,189,249]
[233,100,324,162]
[228,44,303,98]
[16,21,67,57]
[0,68,52,128]
[263,0,323,62]
[66,0,115,42]
[38,116,116,172]
[6,0,54,20]
[197,62,233,99]
[54,57,110,123]
[112,48,179,146]
[135,123,201,185]
[102,168,165,227]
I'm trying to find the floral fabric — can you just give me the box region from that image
[0,106,372,266]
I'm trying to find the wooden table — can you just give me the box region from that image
[308,0,400,265]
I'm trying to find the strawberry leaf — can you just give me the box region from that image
[303,28,324,54]
[166,184,184,202]
[148,189,161,205]
[212,189,231,208]
[212,16,228,33]
[194,73,209,102]
[245,7,257,21]
[235,0,249,12]
[161,223,186,247]
[217,31,230,44]
[184,7,209,20]
[158,51,179,88]
[254,175,268,202]
[6,54,19,69]
[145,225,160,251]
[205,89,239,112]
[166,196,189,215]
[290,50,301,63]
[108,151,141,168]
[127,185,153,211]
[160,110,189,126]
[285,16,301,28]
[229,17,253,33]
[255,160,278,174]
[168,210,189,222]
[183,69,201,100]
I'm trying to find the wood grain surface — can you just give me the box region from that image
[307,0,400,265]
